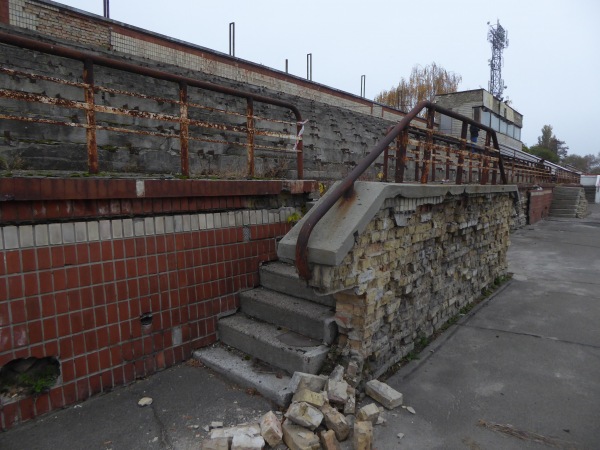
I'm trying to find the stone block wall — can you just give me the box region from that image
[0,177,315,429]
[308,190,513,378]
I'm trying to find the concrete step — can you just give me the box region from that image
[240,287,337,344]
[549,207,577,212]
[218,314,329,375]
[549,207,577,214]
[194,345,293,407]
[551,197,579,202]
[549,212,577,218]
[259,261,335,307]
[552,193,580,198]
[551,200,577,205]
[550,203,577,210]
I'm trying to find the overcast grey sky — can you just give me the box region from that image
[58,0,600,156]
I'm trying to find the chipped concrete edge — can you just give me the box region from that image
[277,182,518,267]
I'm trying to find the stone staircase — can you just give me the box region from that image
[549,186,587,218]
[583,185,596,204]
[194,261,336,406]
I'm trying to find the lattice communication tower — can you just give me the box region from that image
[487,20,509,99]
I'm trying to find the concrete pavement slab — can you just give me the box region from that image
[378,204,600,449]
[466,280,600,346]
[0,362,274,450]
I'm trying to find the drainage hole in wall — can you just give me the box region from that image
[140,312,153,327]
[0,357,60,397]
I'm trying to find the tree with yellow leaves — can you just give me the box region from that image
[375,62,462,112]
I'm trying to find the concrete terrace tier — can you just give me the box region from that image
[277,182,518,267]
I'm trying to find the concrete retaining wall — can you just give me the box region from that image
[528,189,553,224]
[0,0,417,181]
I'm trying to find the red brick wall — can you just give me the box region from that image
[0,177,315,429]
[528,189,553,224]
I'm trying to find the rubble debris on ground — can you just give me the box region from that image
[137,396,153,407]
[365,380,403,409]
[201,364,409,449]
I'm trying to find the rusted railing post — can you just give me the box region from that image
[420,107,435,184]
[83,59,98,174]
[395,130,407,183]
[246,97,255,178]
[445,145,451,181]
[469,155,474,183]
[414,144,420,181]
[431,145,437,182]
[481,133,491,185]
[179,82,190,177]
[457,122,467,185]
[382,145,389,182]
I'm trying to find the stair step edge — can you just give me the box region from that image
[194,346,293,407]
[218,315,329,375]
[240,288,336,344]
[260,262,335,307]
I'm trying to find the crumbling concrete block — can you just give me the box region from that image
[357,403,380,424]
[201,437,229,450]
[260,411,282,447]
[319,429,342,450]
[285,402,324,430]
[289,372,328,393]
[365,380,403,409]
[327,380,349,406]
[346,360,359,377]
[343,394,356,415]
[282,420,320,450]
[231,433,265,450]
[353,421,373,450]
[329,365,345,382]
[321,403,350,441]
[292,389,325,408]
[210,423,261,443]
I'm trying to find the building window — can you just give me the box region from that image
[491,114,500,132]
[500,120,508,135]
[481,111,491,127]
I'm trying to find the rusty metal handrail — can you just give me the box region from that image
[295,100,507,280]
[0,31,304,178]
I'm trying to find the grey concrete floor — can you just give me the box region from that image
[0,362,274,450]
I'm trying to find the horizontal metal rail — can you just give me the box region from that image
[0,31,304,178]
[295,100,507,280]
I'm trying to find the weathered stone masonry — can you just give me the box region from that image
[290,185,515,378]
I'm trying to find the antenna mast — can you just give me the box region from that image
[487,20,509,99]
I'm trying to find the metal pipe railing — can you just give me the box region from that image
[294,100,507,280]
[0,31,304,178]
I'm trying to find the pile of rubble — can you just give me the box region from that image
[201,365,405,449]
